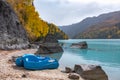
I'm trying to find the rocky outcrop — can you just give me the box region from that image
[74,64,108,80]
[71,41,88,49]
[35,34,63,54]
[0,0,29,50]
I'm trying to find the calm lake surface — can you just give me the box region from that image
[55,39,120,80]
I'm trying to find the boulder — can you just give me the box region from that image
[74,64,108,80]
[74,65,83,74]
[0,0,29,50]
[68,73,80,80]
[71,41,88,49]
[35,34,63,54]
[65,67,73,73]
[35,43,63,54]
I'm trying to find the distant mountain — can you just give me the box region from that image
[75,23,120,39]
[60,11,120,38]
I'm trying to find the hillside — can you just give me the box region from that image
[59,17,100,38]
[75,23,120,39]
[7,0,68,42]
[60,11,120,39]
[75,11,120,39]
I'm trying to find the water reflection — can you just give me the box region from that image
[38,52,63,61]
[59,39,120,80]
[70,48,88,54]
[60,41,120,67]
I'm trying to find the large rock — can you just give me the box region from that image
[35,43,63,54]
[0,0,29,50]
[68,73,80,80]
[35,34,63,54]
[65,67,73,73]
[74,64,108,80]
[71,41,88,49]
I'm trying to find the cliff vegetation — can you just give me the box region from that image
[7,0,68,42]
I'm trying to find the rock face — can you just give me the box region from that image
[35,34,63,54]
[74,64,108,80]
[71,41,88,49]
[0,0,29,50]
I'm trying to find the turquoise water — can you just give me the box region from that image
[57,39,120,80]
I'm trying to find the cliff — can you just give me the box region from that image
[0,0,29,50]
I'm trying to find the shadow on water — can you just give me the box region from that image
[68,48,88,55]
[38,52,63,61]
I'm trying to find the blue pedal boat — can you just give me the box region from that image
[15,54,59,70]
[15,54,34,67]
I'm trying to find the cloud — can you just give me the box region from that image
[34,0,120,26]
[68,0,120,4]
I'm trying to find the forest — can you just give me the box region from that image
[7,0,68,42]
[75,23,120,39]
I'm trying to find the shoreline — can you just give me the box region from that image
[0,49,83,80]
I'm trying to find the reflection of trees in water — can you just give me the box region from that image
[58,41,120,68]
[69,48,88,55]
[38,52,63,61]
[70,48,120,65]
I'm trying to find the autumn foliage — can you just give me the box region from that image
[7,0,68,41]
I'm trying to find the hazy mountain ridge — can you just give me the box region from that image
[75,23,120,39]
[60,11,120,39]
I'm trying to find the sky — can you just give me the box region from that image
[34,0,120,26]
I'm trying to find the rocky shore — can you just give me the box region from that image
[0,49,71,80]
[0,1,108,80]
[0,49,108,80]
